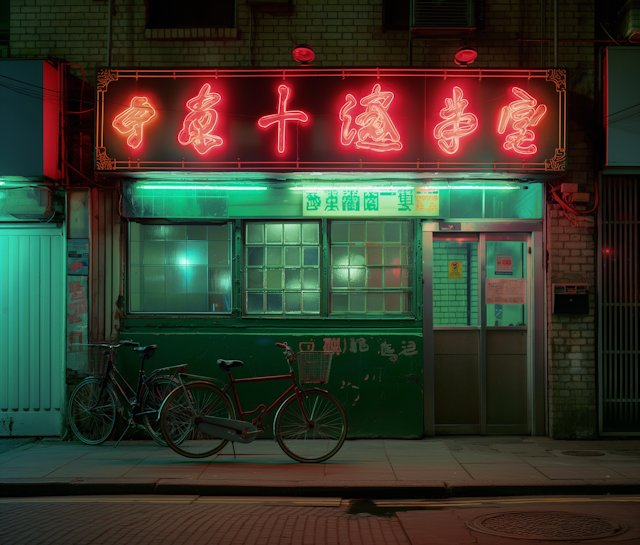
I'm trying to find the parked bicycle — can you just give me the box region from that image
[68,340,186,446]
[159,342,347,463]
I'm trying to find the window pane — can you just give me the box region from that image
[285,247,300,267]
[367,246,382,265]
[266,223,283,244]
[367,292,384,312]
[247,223,264,244]
[130,222,141,242]
[247,247,264,267]
[303,269,319,290]
[333,268,348,288]
[244,222,321,315]
[332,293,347,312]
[247,293,263,313]
[332,222,348,243]
[246,269,263,289]
[266,293,283,313]
[303,247,319,267]
[349,222,366,242]
[384,222,401,242]
[303,292,320,313]
[266,247,283,267]
[329,220,412,316]
[208,241,229,266]
[285,292,301,313]
[302,223,319,244]
[285,269,301,290]
[350,293,366,312]
[349,247,366,265]
[130,223,232,314]
[266,269,283,289]
[349,268,366,287]
[284,224,301,244]
[332,247,348,267]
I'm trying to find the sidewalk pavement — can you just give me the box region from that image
[1,436,639,499]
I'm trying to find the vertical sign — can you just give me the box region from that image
[496,254,513,275]
[448,261,463,279]
[67,239,89,371]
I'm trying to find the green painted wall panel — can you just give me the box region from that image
[118,329,423,438]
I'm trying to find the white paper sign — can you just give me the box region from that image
[486,278,526,305]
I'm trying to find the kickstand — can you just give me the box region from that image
[232,442,237,459]
[114,423,132,448]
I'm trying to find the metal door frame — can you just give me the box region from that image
[422,222,545,436]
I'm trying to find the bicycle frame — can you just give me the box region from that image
[93,347,184,420]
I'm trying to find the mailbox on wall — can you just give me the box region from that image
[552,284,589,314]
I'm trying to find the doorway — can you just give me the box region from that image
[422,222,545,436]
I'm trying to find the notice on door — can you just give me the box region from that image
[496,254,513,275]
[486,278,526,304]
[448,261,463,279]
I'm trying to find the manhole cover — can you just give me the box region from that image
[561,450,604,456]
[466,511,626,541]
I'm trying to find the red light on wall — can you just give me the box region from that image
[258,84,309,154]
[433,86,478,154]
[112,96,156,149]
[178,83,223,155]
[497,87,547,155]
[339,84,402,152]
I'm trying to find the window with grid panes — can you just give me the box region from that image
[129,223,232,314]
[245,222,321,315]
[330,221,413,314]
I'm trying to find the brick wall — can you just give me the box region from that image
[8,0,600,438]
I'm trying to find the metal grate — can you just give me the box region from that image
[598,176,640,435]
[413,0,474,28]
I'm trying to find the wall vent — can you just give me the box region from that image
[413,0,475,28]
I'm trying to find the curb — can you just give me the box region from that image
[2,480,640,499]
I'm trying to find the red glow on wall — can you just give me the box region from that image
[112,96,156,149]
[497,87,548,155]
[433,86,478,154]
[258,85,309,154]
[178,83,223,155]
[339,84,402,152]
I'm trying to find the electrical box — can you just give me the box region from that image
[553,284,589,314]
[561,183,578,194]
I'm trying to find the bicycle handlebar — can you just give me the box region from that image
[275,342,296,363]
[79,340,141,350]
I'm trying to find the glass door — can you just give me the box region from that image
[423,224,540,436]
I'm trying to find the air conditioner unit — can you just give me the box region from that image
[413,0,476,29]
[3,187,54,219]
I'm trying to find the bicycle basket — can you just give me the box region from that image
[296,351,333,384]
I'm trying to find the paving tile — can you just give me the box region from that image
[451,451,523,464]
[597,462,640,479]
[461,463,549,481]
[0,467,63,478]
[534,465,625,480]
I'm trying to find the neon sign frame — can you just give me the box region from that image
[95,68,566,173]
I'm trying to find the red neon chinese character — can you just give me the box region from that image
[339,84,402,152]
[498,87,547,155]
[258,85,309,154]
[178,83,223,155]
[433,86,478,154]
[112,96,156,149]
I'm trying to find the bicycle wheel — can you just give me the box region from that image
[160,382,234,458]
[274,389,347,463]
[140,376,179,446]
[68,377,118,445]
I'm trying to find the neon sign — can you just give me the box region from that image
[497,87,548,155]
[339,84,402,152]
[178,83,223,155]
[112,96,156,149]
[258,84,309,154]
[98,68,564,172]
[433,86,478,154]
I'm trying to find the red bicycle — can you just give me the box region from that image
[159,342,348,463]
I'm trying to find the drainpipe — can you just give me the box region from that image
[553,0,558,67]
[107,0,112,67]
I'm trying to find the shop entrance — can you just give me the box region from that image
[422,223,545,436]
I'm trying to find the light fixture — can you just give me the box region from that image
[454,46,478,67]
[292,44,315,65]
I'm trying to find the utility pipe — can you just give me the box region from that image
[553,0,558,66]
[107,0,112,67]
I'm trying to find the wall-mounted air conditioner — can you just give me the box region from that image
[2,187,54,220]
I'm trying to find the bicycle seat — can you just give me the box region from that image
[133,345,157,355]
[217,359,243,372]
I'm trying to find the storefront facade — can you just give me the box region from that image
[91,67,563,436]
